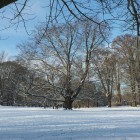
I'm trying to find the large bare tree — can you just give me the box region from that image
[17,19,107,109]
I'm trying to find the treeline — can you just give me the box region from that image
[0,59,107,107]
[1,22,140,109]
[0,35,138,108]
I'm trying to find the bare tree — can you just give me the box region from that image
[0,61,24,105]
[1,0,140,35]
[112,34,139,106]
[17,19,107,109]
[98,0,140,34]
[91,47,117,107]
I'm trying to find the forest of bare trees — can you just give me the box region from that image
[0,0,140,109]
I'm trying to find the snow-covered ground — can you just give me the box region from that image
[0,106,140,140]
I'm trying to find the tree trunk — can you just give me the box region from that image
[63,96,73,110]
[108,100,111,107]
[96,100,98,107]
[132,100,137,107]
[106,93,112,107]
[131,92,137,107]
[87,99,89,108]
[131,82,136,107]
[116,83,121,103]
[137,84,140,105]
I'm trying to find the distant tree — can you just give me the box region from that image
[0,61,24,105]
[112,34,139,106]
[79,80,106,107]
[91,48,117,107]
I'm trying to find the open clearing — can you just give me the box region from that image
[0,106,140,140]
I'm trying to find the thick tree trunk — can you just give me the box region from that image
[63,96,73,110]
[108,100,111,107]
[132,100,137,107]
[131,92,137,107]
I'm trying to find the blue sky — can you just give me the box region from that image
[0,0,47,58]
[0,1,123,59]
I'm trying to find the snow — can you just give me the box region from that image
[0,106,140,140]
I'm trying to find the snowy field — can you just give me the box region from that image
[0,106,140,140]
